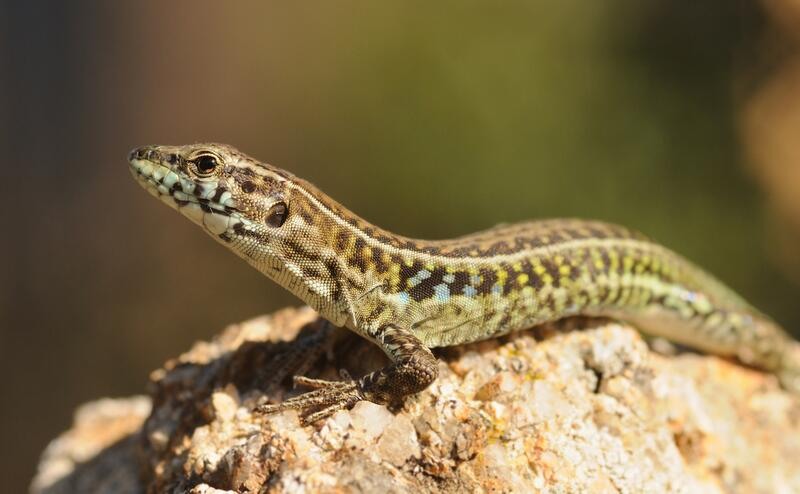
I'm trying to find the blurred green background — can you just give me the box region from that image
[3,1,800,491]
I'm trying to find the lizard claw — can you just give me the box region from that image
[255,376,365,424]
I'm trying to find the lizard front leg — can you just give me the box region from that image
[255,324,439,424]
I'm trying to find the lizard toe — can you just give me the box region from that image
[255,377,365,424]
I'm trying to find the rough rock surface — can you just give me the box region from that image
[31,396,150,494]
[33,307,800,493]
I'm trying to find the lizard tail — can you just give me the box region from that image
[778,340,800,394]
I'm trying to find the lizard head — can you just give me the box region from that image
[128,143,294,241]
[128,143,349,323]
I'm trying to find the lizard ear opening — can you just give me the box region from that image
[266,201,288,227]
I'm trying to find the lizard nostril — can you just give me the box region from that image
[129,147,153,162]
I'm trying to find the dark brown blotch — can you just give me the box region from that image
[407,268,444,302]
[398,260,423,291]
[284,238,321,262]
[476,268,498,296]
[541,258,561,288]
[335,230,350,251]
[502,266,517,295]
[298,207,314,225]
[212,187,227,203]
[372,247,388,273]
[323,258,342,301]
[448,271,471,296]
[482,241,514,256]
[349,237,369,273]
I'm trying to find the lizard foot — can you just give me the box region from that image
[256,324,439,425]
[255,375,366,425]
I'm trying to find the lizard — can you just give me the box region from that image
[128,143,800,424]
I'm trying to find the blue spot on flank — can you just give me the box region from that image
[469,274,481,285]
[491,284,503,295]
[463,285,477,298]
[443,273,455,283]
[408,269,432,288]
[434,283,450,302]
[397,292,410,304]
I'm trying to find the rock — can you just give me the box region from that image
[32,307,800,493]
[31,396,150,494]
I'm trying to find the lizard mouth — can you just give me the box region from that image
[128,149,242,235]
[129,157,181,200]
[128,150,238,213]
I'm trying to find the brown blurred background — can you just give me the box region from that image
[3,1,800,491]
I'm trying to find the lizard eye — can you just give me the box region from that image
[266,201,288,227]
[193,155,219,176]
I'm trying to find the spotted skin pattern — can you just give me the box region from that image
[129,143,800,423]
